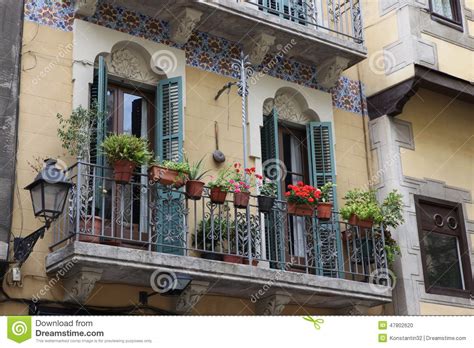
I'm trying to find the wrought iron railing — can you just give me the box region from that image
[51,162,388,284]
[246,0,364,44]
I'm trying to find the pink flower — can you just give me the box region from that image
[235,189,241,193]
[229,179,235,184]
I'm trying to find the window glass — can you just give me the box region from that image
[423,232,464,290]
[123,93,143,136]
[432,0,454,20]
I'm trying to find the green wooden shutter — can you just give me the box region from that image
[90,56,107,214]
[260,109,281,197]
[155,77,185,255]
[306,122,342,276]
[261,109,285,268]
[90,55,108,166]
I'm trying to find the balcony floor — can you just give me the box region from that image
[46,241,391,309]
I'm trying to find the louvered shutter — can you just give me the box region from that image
[157,77,183,162]
[90,56,108,214]
[90,55,108,166]
[306,122,341,276]
[155,77,185,255]
[306,122,336,204]
[260,109,281,197]
[261,109,285,268]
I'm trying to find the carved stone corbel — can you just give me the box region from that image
[62,267,102,304]
[255,293,291,315]
[74,0,98,17]
[337,304,370,315]
[176,280,209,314]
[317,56,350,90]
[245,33,276,66]
[170,8,203,45]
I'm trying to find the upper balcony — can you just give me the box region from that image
[46,162,391,313]
[101,0,367,84]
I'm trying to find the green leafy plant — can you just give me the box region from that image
[207,165,233,191]
[193,217,233,251]
[340,189,382,222]
[258,178,278,197]
[57,105,101,163]
[155,160,189,173]
[380,190,404,229]
[185,156,210,181]
[101,134,152,166]
[319,182,336,203]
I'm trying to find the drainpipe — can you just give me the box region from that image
[357,65,373,188]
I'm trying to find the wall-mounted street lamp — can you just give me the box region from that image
[14,159,71,266]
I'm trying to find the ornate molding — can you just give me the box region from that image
[317,56,350,90]
[107,48,158,84]
[170,8,203,45]
[74,0,98,17]
[266,93,312,124]
[337,304,370,315]
[255,293,290,315]
[176,280,209,314]
[245,33,276,66]
[62,267,102,304]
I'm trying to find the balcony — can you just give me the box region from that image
[111,0,366,74]
[46,162,391,312]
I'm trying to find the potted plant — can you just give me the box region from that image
[149,160,189,188]
[207,166,232,204]
[102,134,152,184]
[285,182,321,217]
[229,163,257,209]
[317,182,335,220]
[257,177,277,213]
[184,156,210,200]
[380,190,404,266]
[340,189,381,228]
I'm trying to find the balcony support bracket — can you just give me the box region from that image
[170,8,203,45]
[244,32,276,66]
[74,0,98,17]
[337,304,370,315]
[317,56,350,90]
[175,280,209,314]
[255,292,291,315]
[62,266,103,304]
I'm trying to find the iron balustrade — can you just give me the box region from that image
[51,161,389,284]
[247,0,364,44]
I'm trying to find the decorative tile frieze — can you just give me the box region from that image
[23,0,367,115]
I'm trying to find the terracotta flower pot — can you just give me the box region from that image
[186,180,205,200]
[148,165,186,187]
[287,202,315,217]
[317,202,333,220]
[243,258,258,266]
[234,191,250,209]
[113,160,136,184]
[223,255,243,264]
[348,214,374,229]
[257,195,275,213]
[79,216,102,243]
[210,187,227,204]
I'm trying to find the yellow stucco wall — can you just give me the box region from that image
[398,88,474,219]
[420,302,474,315]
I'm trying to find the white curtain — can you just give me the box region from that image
[290,136,306,257]
[432,0,454,20]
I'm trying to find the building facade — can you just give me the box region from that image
[0,0,472,315]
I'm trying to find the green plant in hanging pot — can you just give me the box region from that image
[102,134,152,184]
[207,165,233,204]
[148,159,189,188]
[317,181,336,220]
[184,156,211,200]
[257,177,277,213]
[340,189,382,228]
